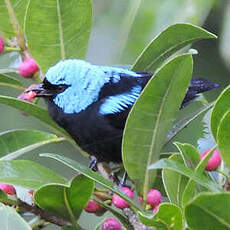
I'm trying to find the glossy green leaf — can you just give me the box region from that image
[0,0,29,36]
[149,158,222,192]
[0,203,31,230]
[0,95,70,138]
[0,74,23,90]
[35,175,94,221]
[162,154,188,206]
[25,0,92,73]
[122,54,193,197]
[211,85,230,140]
[165,102,214,146]
[0,129,65,160]
[40,153,141,211]
[185,193,230,230]
[0,160,66,189]
[132,23,216,72]
[217,110,230,169]
[174,142,200,169]
[139,203,183,229]
[182,150,212,207]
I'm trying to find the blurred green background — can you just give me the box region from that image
[0,0,230,229]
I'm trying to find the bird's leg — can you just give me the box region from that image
[89,156,98,171]
[119,171,128,187]
[97,162,119,185]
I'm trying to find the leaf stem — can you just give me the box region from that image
[4,0,27,51]
[4,46,21,52]
[63,188,83,230]
[56,0,65,59]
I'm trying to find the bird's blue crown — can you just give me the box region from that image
[45,59,143,114]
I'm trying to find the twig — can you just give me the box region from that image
[18,200,72,227]
[123,208,154,230]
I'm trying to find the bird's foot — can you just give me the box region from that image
[89,156,98,171]
[119,171,128,187]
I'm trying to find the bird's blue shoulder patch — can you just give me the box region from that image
[99,85,142,115]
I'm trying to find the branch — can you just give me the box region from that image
[18,200,72,227]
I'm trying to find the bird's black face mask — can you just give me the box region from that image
[28,78,69,97]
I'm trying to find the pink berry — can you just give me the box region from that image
[0,183,16,195]
[0,37,4,54]
[139,196,143,204]
[153,205,159,213]
[102,218,121,230]
[147,189,162,207]
[19,58,39,77]
[84,199,100,213]
[112,187,134,209]
[200,149,222,171]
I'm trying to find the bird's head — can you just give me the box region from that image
[29,59,110,114]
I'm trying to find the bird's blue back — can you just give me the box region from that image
[45,59,145,114]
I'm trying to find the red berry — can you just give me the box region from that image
[102,218,121,230]
[112,187,134,209]
[147,189,162,207]
[0,37,4,54]
[0,183,16,195]
[200,149,222,171]
[19,58,39,77]
[28,190,34,195]
[84,199,100,213]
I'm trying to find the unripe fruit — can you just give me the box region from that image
[19,58,39,77]
[84,199,100,213]
[112,187,134,209]
[200,149,222,171]
[102,218,121,230]
[0,183,16,195]
[147,189,162,207]
[0,37,4,54]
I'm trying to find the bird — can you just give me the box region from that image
[29,59,219,163]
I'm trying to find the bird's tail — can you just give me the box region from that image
[181,78,219,108]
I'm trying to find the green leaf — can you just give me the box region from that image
[35,175,94,221]
[165,102,214,146]
[132,23,216,72]
[139,203,183,229]
[162,154,188,207]
[211,85,230,140]
[0,129,65,160]
[0,95,70,138]
[0,203,31,230]
[174,142,200,169]
[40,153,141,211]
[0,160,66,189]
[149,158,222,192]
[122,54,193,197]
[0,0,29,36]
[181,150,212,207]
[217,110,230,169]
[25,0,92,73]
[0,74,24,90]
[185,193,230,230]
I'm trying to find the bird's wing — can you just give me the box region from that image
[98,71,152,129]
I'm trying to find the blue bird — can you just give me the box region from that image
[30,59,219,163]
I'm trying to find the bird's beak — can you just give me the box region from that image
[26,83,54,97]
